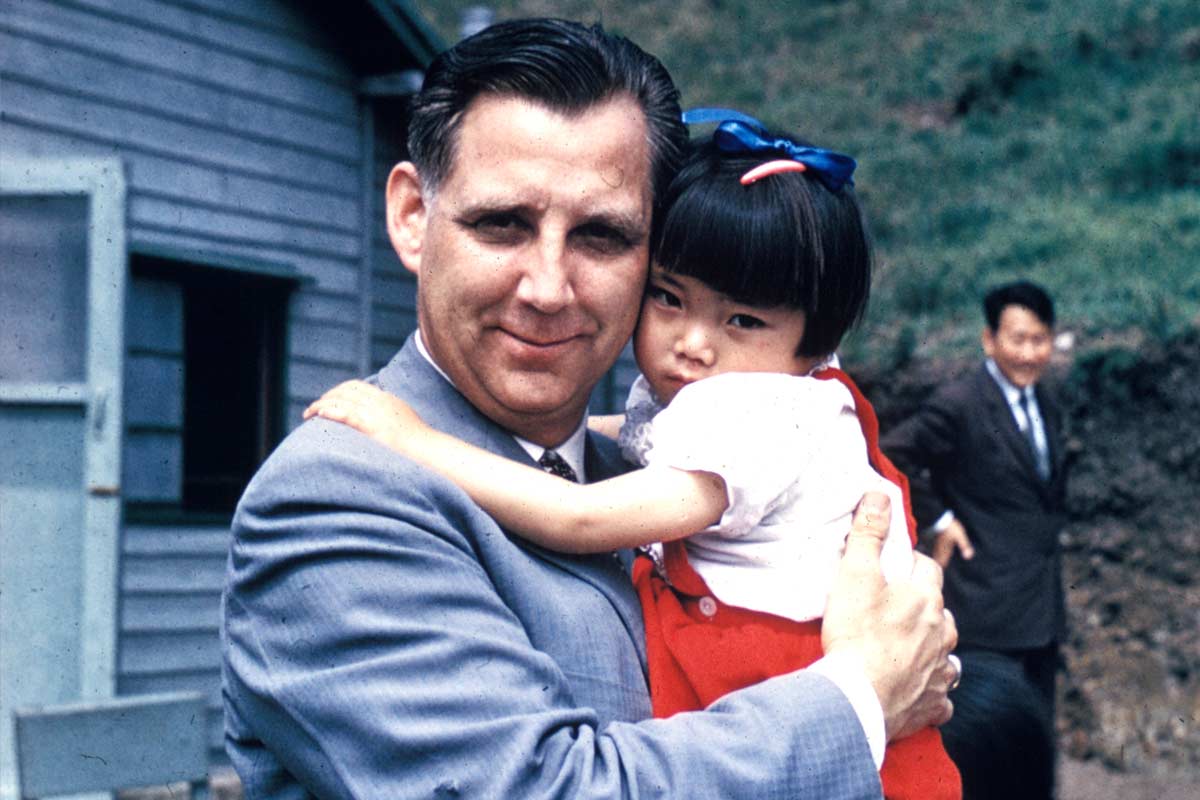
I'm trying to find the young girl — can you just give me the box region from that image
[307,110,960,799]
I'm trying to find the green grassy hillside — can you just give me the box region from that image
[417,0,1200,363]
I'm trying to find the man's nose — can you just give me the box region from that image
[675,324,715,366]
[515,237,574,313]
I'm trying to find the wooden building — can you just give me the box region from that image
[0,0,444,789]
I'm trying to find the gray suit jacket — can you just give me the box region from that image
[222,337,880,798]
[881,363,1067,650]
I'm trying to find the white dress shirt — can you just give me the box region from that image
[985,358,1049,467]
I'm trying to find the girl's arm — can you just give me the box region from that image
[305,381,727,554]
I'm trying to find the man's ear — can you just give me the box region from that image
[386,162,427,277]
[981,326,996,358]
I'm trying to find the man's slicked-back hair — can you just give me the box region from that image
[983,281,1055,331]
[653,135,873,358]
[407,18,686,207]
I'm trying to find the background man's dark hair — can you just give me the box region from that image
[983,280,1056,331]
[407,18,686,210]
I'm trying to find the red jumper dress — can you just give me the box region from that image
[630,368,962,799]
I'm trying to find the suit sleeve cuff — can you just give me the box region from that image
[809,653,885,769]
[927,509,956,534]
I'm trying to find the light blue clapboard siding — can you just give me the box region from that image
[292,292,364,329]
[119,633,222,676]
[125,355,184,428]
[123,432,184,503]
[2,0,360,118]
[66,0,351,83]
[128,195,361,261]
[369,103,417,371]
[125,227,363,295]
[288,320,361,367]
[124,276,185,504]
[1,0,371,411]
[0,29,360,161]
[117,522,229,758]
[122,555,228,594]
[5,1,437,773]
[372,269,419,310]
[122,594,221,632]
[289,360,360,406]
[1,80,362,200]
[0,0,391,768]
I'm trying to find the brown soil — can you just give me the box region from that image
[860,326,1200,783]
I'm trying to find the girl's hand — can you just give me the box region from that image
[303,380,430,452]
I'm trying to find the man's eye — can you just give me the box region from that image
[469,214,528,241]
[646,285,681,307]
[574,224,634,255]
[729,313,765,329]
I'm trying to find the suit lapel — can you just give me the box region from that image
[977,365,1060,501]
[977,365,1044,483]
[377,337,646,663]
[518,431,646,667]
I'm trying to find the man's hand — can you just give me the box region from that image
[930,518,974,568]
[823,492,958,741]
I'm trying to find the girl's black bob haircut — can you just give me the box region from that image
[651,133,873,358]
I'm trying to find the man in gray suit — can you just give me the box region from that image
[223,19,957,798]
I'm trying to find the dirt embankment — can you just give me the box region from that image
[859,327,1200,780]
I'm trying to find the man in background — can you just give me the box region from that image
[883,280,1067,717]
[883,281,1066,798]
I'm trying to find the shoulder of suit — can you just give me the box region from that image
[247,417,454,504]
[922,365,984,409]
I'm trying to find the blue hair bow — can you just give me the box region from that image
[682,108,857,192]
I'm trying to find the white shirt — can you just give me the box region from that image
[621,372,913,621]
[985,358,1049,462]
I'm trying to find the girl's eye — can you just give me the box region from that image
[729,313,766,329]
[647,285,681,308]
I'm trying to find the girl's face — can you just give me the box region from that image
[633,267,820,404]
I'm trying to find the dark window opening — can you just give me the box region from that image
[128,256,290,520]
[182,273,288,514]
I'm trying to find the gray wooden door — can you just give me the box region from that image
[0,158,127,800]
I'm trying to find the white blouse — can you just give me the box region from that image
[619,371,913,622]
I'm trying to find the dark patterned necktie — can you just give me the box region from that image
[1019,391,1051,481]
[538,449,579,483]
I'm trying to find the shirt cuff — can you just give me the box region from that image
[928,509,956,534]
[809,652,886,770]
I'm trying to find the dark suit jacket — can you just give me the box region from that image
[221,336,879,799]
[881,363,1067,650]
